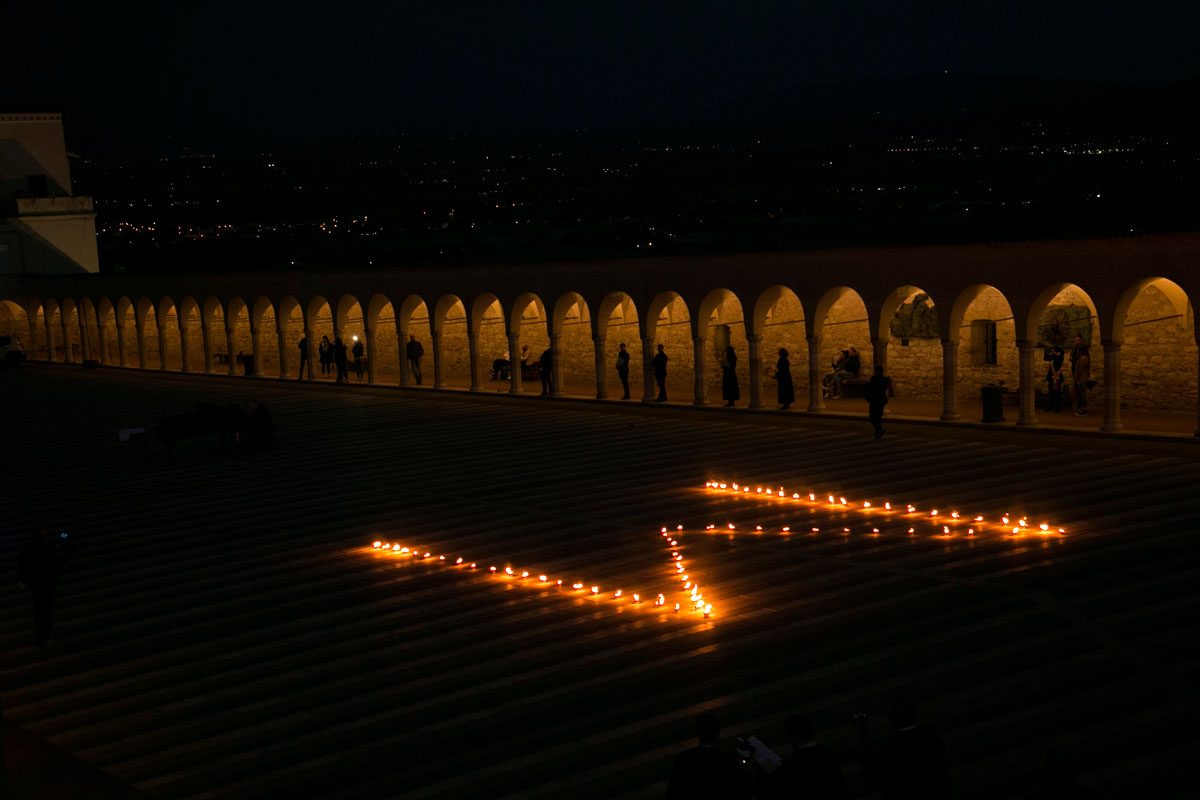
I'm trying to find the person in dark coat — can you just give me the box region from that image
[318,335,333,375]
[754,713,845,800]
[616,342,631,399]
[406,334,425,384]
[18,524,74,646]
[1044,346,1065,412]
[1070,336,1091,416]
[297,336,309,380]
[333,337,349,383]
[865,365,890,439]
[721,346,740,406]
[859,700,949,800]
[652,344,669,402]
[775,348,795,410]
[351,336,365,380]
[539,347,553,395]
[666,713,750,800]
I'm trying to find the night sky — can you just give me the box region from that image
[10,1,1200,151]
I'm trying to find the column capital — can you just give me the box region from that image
[1101,339,1122,350]
[745,333,761,343]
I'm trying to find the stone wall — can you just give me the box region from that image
[758,291,808,403]
[1122,285,1197,410]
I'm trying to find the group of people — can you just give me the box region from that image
[491,344,555,394]
[294,334,426,384]
[1044,335,1095,416]
[666,703,1094,799]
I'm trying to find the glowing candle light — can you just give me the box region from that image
[684,580,691,589]
[373,541,382,548]
[842,527,850,533]
[470,563,477,569]
[828,495,835,504]
[1039,523,1049,531]
[401,547,410,554]
[393,545,401,552]
[1012,527,1020,534]
[591,586,599,594]
[455,557,463,564]
[573,582,584,590]
[438,555,445,561]
[755,525,763,531]
[885,502,891,510]
[809,493,816,501]
[732,483,739,490]
[782,526,790,532]
[489,566,497,572]
[777,489,784,497]
[907,528,915,534]
[942,526,950,534]
[704,604,712,617]
[661,527,668,533]
[728,524,736,530]
[423,552,431,559]
[1002,516,1009,524]
[1058,528,1065,533]
[811,527,820,532]
[975,516,984,522]
[930,509,938,517]
[792,493,800,499]
[674,604,680,612]
[907,505,916,512]
[756,487,763,494]
[520,571,529,579]
[967,529,974,535]
[743,487,750,493]
[677,524,684,531]
[719,483,727,489]
[633,594,640,603]
[706,524,715,530]
[950,511,959,519]
[504,567,514,575]
[556,579,563,585]
[863,501,871,508]
[872,528,879,534]
[1018,518,1028,528]
[840,497,848,506]
[614,590,622,598]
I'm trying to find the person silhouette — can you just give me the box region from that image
[866,364,890,439]
[351,336,365,380]
[406,334,425,384]
[652,344,669,402]
[297,336,309,380]
[776,348,795,410]
[616,342,631,399]
[721,346,739,407]
[18,524,75,646]
[539,347,553,395]
[665,713,750,799]
[333,337,349,383]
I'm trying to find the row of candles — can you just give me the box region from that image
[370,524,714,618]
[702,481,1065,536]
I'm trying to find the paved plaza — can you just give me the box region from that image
[2,364,1198,798]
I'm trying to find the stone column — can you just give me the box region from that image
[806,335,824,412]
[115,324,126,367]
[365,327,377,385]
[692,335,708,405]
[398,330,410,386]
[61,317,73,363]
[179,320,190,372]
[225,328,237,376]
[79,313,91,362]
[467,331,481,391]
[201,324,214,374]
[940,339,961,421]
[747,334,762,410]
[303,328,314,379]
[549,333,564,396]
[157,325,169,370]
[134,321,146,368]
[98,324,111,366]
[432,330,445,389]
[508,332,523,394]
[1017,340,1038,427]
[250,325,263,377]
[276,324,288,379]
[641,337,656,403]
[45,316,57,362]
[1100,340,1123,433]
[593,335,607,399]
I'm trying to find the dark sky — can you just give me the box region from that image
[10,1,1200,151]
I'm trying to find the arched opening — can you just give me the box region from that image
[226,298,251,375]
[96,298,116,365]
[137,298,162,369]
[203,296,227,373]
[698,288,748,405]
[44,300,62,361]
[434,294,469,389]
[114,298,134,366]
[882,286,942,404]
[951,285,1018,413]
[278,296,304,379]
[253,297,280,378]
[158,298,182,370]
[179,297,202,372]
[0,300,33,359]
[644,292,693,402]
[367,294,400,384]
[510,292,549,393]
[597,292,642,400]
[336,295,366,382]
[814,287,872,403]
[307,296,335,380]
[80,298,101,360]
[23,298,46,359]
[61,298,81,363]
[398,295,432,386]
[1114,278,1195,421]
[552,292,592,396]
[753,286,807,409]
[1025,283,1101,418]
[472,294,506,388]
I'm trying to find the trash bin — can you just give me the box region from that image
[243,358,256,377]
[980,384,1004,423]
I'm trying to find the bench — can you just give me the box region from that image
[490,362,542,382]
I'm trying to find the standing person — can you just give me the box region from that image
[776,348,795,410]
[1070,336,1091,417]
[406,334,425,384]
[17,524,74,647]
[859,700,950,800]
[721,346,739,407]
[1043,345,1065,412]
[866,364,890,440]
[652,344,669,402]
[351,336,365,381]
[297,335,309,380]
[333,337,349,384]
[665,713,750,800]
[615,342,631,399]
[539,347,553,395]
[754,713,845,800]
[318,335,333,376]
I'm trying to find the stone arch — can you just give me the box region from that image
[114,297,135,367]
[697,288,748,404]
[43,298,62,362]
[179,296,203,372]
[0,300,33,360]
[1112,278,1195,413]
[471,293,507,387]
[21,297,45,359]
[509,292,549,390]
[950,284,1018,402]
[753,285,808,407]
[132,297,159,368]
[335,294,366,380]
[60,297,81,363]
[643,291,693,402]
[252,297,281,378]
[813,287,873,400]
[597,292,642,400]
[367,293,401,385]
[881,285,942,401]
[96,297,117,364]
[431,293,469,389]
[79,297,100,360]
[277,295,304,378]
[226,297,251,374]
[307,296,335,380]
[552,291,592,395]
[156,297,182,370]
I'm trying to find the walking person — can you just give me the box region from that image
[18,524,75,647]
[539,347,553,395]
[720,346,739,407]
[615,342,631,399]
[1043,345,1065,412]
[652,344,669,402]
[351,336,365,381]
[297,335,309,380]
[333,337,349,383]
[1070,336,1091,416]
[318,335,333,376]
[406,334,424,384]
[866,364,890,439]
[776,348,795,410]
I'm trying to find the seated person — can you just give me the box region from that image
[829,347,861,398]
[491,351,511,380]
[823,350,849,396]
